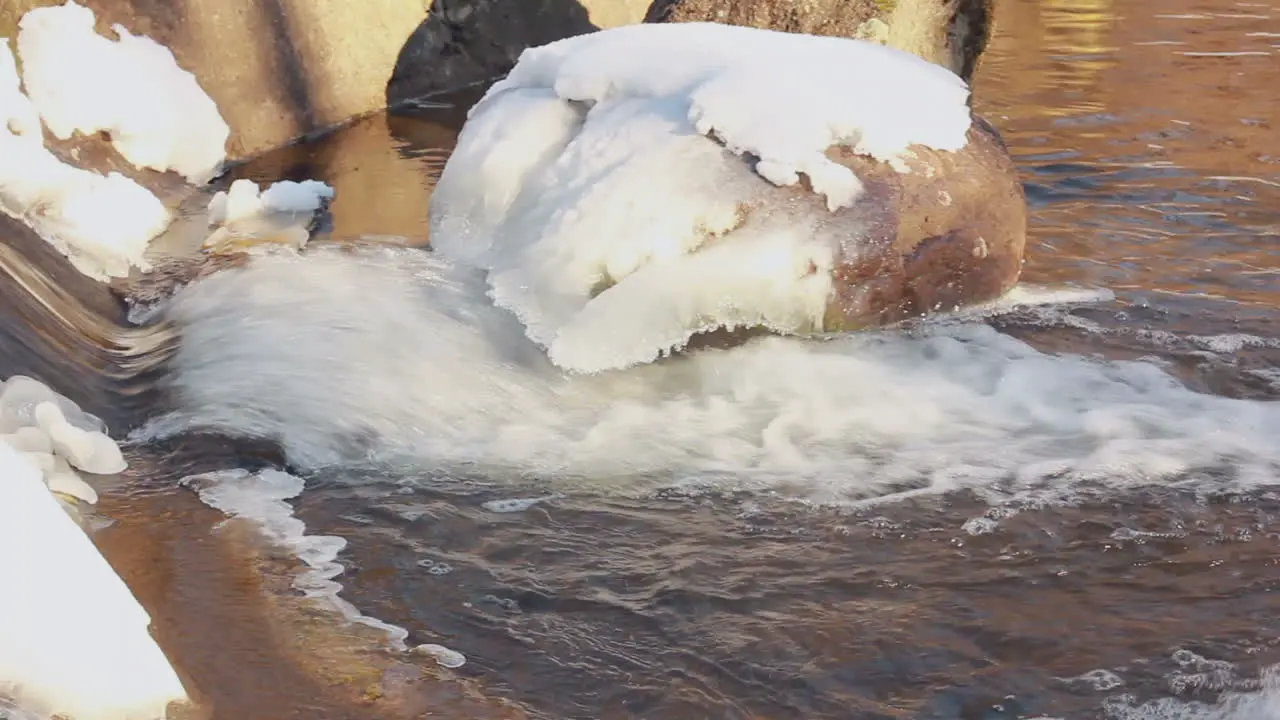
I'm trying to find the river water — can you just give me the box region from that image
[7,0,1280,718]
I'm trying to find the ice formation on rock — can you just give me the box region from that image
[17,0,230,184]
[186,468,411,649]
[204,178,336,251]
[0,375,122,510]
[429,23,973,374]
[0,375,188,720]
[0,36,170,281]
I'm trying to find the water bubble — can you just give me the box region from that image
[416,558,453,575]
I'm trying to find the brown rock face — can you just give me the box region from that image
[644,0,884,40]
[642,0,1021,330]
[644,0,995,83]
[1,0,426,162]
[819,115,1026,330]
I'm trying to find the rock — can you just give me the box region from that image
[1,0,427,161]
[644,0,995,82]
[387,0,598,105]
[819,115,1026,330]
[644,0,886,41]
[640,0,1019,329]
[112,251,252,323]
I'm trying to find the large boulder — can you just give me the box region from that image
[427,22,1026,373]
[820,115,1025,330]
[640,0,1020,328]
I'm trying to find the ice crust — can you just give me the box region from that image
[187,468,411,649]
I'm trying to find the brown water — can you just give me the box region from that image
[5,0,1280,718]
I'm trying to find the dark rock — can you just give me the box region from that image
[387,0,597,104]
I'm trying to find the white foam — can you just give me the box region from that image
[1103,655,1280,720]
[139,247,1280,509]
[1059,668,1125,692]
[482,495,561,513]
[430,23,972,374]
[184,467,410,650]
[1187,333,1279,354]
[0,437,187,720]
[0,37,170,281]
[17,1,229,184]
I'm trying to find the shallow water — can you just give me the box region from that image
[6,0,1280,717]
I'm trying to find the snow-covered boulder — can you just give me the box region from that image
[428,22,1026,374]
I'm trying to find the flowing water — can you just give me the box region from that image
[5,0,1280,718]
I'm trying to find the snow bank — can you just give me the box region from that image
[204,178,335,251]
[17,1,229,184]
[429,23,973,374]
[0,375,188,720]
[0,36,170,281]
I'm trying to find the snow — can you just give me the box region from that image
[17,1,229,184]
[0,130,171,279]
[208,179,335,225]
[0,374,123,509]
[0,375,188,719]
[429,23,973,373]
[0,40,40,139]
[0,33,171,280]
[204,178,335,251]
[483,22,970,210]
